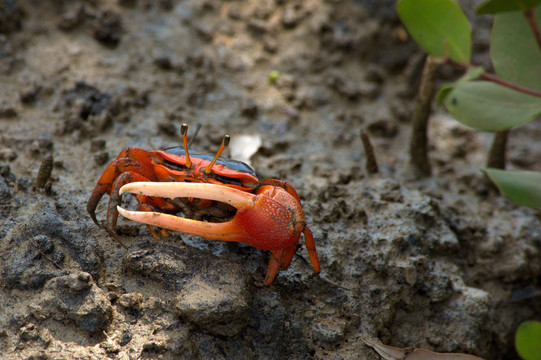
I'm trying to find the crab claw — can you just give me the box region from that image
[117,182,320,285]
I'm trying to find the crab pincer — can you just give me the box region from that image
[117,181,320,285]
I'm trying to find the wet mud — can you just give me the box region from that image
[1,1,541,359]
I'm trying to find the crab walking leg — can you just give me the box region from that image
[263,228,320,285]
[303,227,321,273]
[119,182,254,209]
[265,245,296,285]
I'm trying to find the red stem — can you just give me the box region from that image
[448,59,541,98]
[523,8,541,50]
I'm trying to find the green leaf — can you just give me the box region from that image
[491,7,541,91]
[476,0,541,14]
[515,320,541,359]
[436,66,484,104]
[397,0,472,64]
[443,81,541,131]
[483,169,541,209]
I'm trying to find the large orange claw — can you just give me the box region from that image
[117,182,320,285]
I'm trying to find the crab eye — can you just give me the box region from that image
[213,174,243,186]
[163,159,189,171]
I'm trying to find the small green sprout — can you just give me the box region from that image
[268,70,280,84]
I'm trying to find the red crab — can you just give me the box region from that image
[87,124,320,285]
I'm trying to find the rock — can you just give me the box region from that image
[0,102,17,118]
[122,244,192,291]
[281,6,302,29]
[19,84,41,104]
[274,73,297,101]
[93,150,109,165]
[312,319,347,347]
[123,243,251,336]
[366,117,399,138]
[64,82,114,121]
[117,292,144,310]
[154,55,173,70]
[246,18,269,34]
[240,99,258,118]
[93,10,123,46]
[29,272,113,335]
[1,232,66,290]
[100,339,120,354]
[19,323,40,342]
[0,148,17,161]
[378,179,404,203]
[328,74,361,100]
[174,273,250,337]
[57,4,85,31]
[0,202,102,288]
[119,329,132,346]
[394,285,492,355]
[29,137,54,158]
[247,291,311,358]
[263,37,278,53]
[90,139,106,152]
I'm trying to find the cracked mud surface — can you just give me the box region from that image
[1,1,541,359]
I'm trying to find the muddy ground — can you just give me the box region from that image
[1,0,541,359]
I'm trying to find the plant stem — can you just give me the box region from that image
[523,8,541,50]
[448,59,541,98]
[487,130,508,169]
[360,130,378,174]
[409,55,439,177]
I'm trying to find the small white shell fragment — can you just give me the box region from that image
[229,133,262,167]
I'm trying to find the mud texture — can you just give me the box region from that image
[1,1,541,359]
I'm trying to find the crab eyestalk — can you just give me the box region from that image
[204,135,230,174]
[180,123,192,169]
